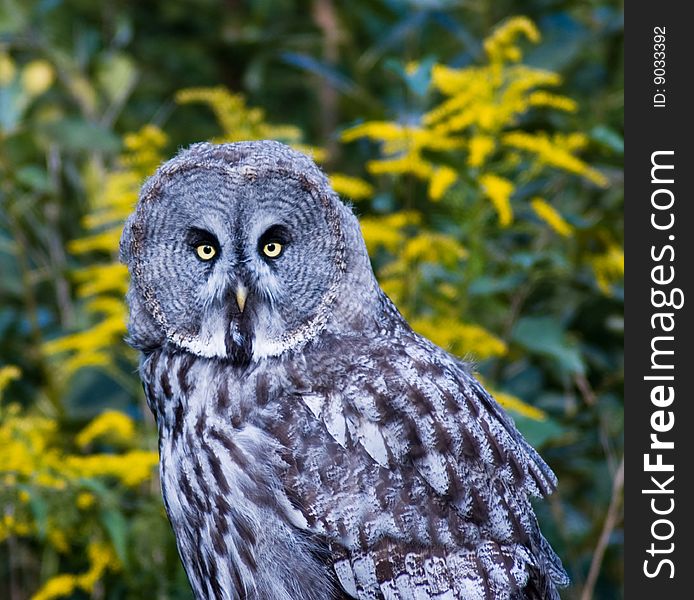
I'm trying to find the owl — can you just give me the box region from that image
[120,141,568,600]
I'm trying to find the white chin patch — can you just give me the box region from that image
[252,330,288,361]
[170,311,229,359]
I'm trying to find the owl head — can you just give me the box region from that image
[120,141,380,364]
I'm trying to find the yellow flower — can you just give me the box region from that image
[342,120,463,194]
[479,173,514,227]
[21,60,55,96]
[411,318,507,360]
[527,91,577,112]
[78,541,119,590]
[47,528,69,553]
[468,135,496,168]
[502,131,607,187]
[428,166,458,201]
[76,410,136,448]
[359,211,421,254]
[480,380,547,421]
[0,51,16,85]
[34,473,67,490]
[484,17,540,64]
[329,173,374,200]
[0,365,21,399]
[367,156,433,179]
[559,132,589,151]
[1,406,59,480]
[530,198,574,237]
[66,450,158,487]
[31,574,79,600]
[76,492,96,510]
[31,542,119,600]
[74,263,129,298]
[123,124,168,153]
[341,121,404,143]
[401,233,467,266]
[67,229,123,255]
[427,60,565,138]
[590,239,624,295]
[43,302,127,377]
[291,144,327,163]
[176,86,304,146]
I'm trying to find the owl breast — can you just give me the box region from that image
[143,349,341,600]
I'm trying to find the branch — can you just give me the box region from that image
[580,455,624,600]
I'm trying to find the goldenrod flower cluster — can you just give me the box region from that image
[1,403,157,496]
[0,365,21,400]
[411,318,506,361]
[589,235,625,295]
[177,86,326,162]
[478,378,547,421]
[178,86,375,203]
[483,17,540,64]
[44,125,167,376]
[328,173,374,201]
[342,16,605,227]
[75,409,136,448]
[479,173,514,227]
[531,198,574,237]
[1,398,156,597]
[31,541,119,600]
[502,131,606,186]
[338,16,618,302]
[341,121,463,201]
[359,211,421,255]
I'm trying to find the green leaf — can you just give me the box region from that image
[38,118,121,153]
[468,273,525,296]
[590,125,624,156]
[0,83,26,132]
[26,488,49,538]
[16,165,53,193]
[384,56,436,97]
[101,507,129,567]
[97,52,137,104]
[512,316,585,375]
[281,53,357,95]
[512,414,564,449]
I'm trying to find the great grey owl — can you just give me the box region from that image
[120,140,568,600]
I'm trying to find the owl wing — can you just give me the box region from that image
[288,331,568,600]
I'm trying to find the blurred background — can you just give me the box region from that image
[0,1,623,598]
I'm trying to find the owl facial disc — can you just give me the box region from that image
[120,141,357,364]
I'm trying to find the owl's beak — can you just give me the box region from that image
[235,284,248,313]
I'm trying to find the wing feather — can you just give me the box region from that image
[286,330,567,599]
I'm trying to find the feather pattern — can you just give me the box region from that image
[141,297,567,599]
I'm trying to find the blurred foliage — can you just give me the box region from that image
[0,1,623,599]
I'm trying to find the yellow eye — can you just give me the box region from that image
[196,244,217,260]
[262,241,283,258]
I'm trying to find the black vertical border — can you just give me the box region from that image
[626,3,694,595]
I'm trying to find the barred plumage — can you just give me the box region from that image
[122,140,568,599]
